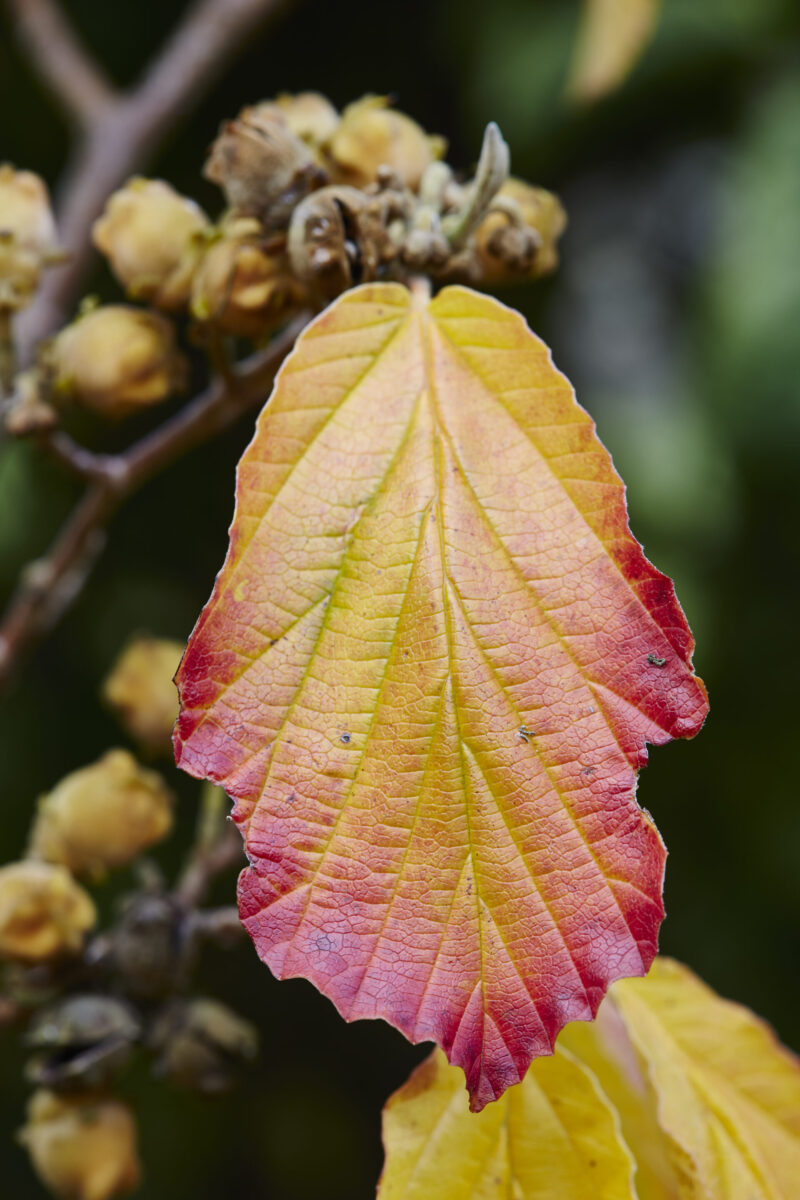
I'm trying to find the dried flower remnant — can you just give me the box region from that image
[19,1090,141,1200]
[191,219,307,336]
[92,178,210,310]
[50,305,187,418]
[204,103,326,227]
[29,749,173,876]
[149,998,258,1093]
[0,862,95,962]
[102,635,184,756]
[287,184,395,298]
[474,177,567,283]
[25,996,141,1093]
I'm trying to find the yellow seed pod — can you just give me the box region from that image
[274,91,341,151]
[51,305,187,419]
[192,220,307,337]
[0,861,95,961]
[474,177,567,283]
[102,635,184,755]
[327,95,446,190]
[29,749,173,876]
[0,164,58,309]
[19,1090,141,1200]
[92,178,210,310]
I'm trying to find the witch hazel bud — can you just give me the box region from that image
[50,305,187,419]
[327,96,447,190]
[102,635,184,756]
[92,178,210,310]
[0,165,59,309]
[19,1090,141,1200]
[0,862,95,962]
[29,749,173,877]
[274,92,341,151]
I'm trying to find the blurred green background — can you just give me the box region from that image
[1,0,799,1195]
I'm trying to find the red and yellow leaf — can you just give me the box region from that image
[174,283,707,1109]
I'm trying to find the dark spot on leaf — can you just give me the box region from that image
[340,732,352,745]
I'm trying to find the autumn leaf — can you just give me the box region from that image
[380,959,800,1200]
[174,282,707,1110]
[567,0,662,104]
[378,1044,636,1199]
[563,958,800,1199]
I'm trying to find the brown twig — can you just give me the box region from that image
[188,906,247,944]
[0,995,26,1027]
[0,309,15,401]
[8,0,292,363]
[176,784,244,909]
[0,314,308,693]
[5,0,114,126]
[178,829,245,911]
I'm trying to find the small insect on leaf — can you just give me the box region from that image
[175,282,707,1110]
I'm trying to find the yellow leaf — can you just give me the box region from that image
[567,0,662,103]
[378,1045,636,1199]
[382,961,800,1198]
[559,992,682,1199]
[607,959,800,1200]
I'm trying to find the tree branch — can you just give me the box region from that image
[5,0,114,127]
[0,314,308,693]
[177,783,244,909]
[10,0,292,363]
